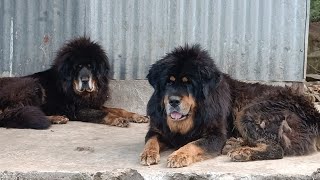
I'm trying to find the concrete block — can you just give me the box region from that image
[104,80,153,115]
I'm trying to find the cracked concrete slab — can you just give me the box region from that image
[0,80,320,180]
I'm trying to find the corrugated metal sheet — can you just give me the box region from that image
[0,0,309,81]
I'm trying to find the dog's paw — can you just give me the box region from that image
[110,117,130,127]
[131,114,149,123]
[140,149,160,166]
[222,137,244,155]
[167,151,193,168]
[227,147,252,162]
[49,115,69,124]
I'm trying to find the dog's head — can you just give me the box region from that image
[52,37,110,98]
[147,44,222,133]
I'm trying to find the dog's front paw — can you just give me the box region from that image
[167,151,193,168]
[140,149,160,166]
[222,137,245,155]
[227,147,252,162]
[110,117,130,127]
[131,114,149,123]
[48,115,69,124]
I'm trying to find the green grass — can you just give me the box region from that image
[311,0,320,22]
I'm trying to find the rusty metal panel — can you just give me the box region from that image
[0,0,309,82]
[0,0,86,76]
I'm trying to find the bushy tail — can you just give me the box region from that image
[0,106,50,129]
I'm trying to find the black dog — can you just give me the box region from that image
[0,37,148,129]
[140,44,320,168]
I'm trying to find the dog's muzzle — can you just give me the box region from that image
[75,67,95,93]
[79,76,94,92]
[166,96,190,121]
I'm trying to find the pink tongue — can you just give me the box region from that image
[170,112,182,120]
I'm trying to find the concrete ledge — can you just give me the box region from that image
[0,122,319,180]
[1,169,319,180]
[104,80,304,115]
[1,80,319,179]
[0,169,144,180]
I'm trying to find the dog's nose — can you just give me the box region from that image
[169,96,181,107]
[81,76,89,83]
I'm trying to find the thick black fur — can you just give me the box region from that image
[145,44,320,164]
[0,37,110,129]
[30,37,110,119]
[0,77,49,129]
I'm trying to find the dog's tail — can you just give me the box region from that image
[0,106,51,129]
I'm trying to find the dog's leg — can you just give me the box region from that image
[47,115,69,124]
[227,142,284,162]
[103,107,149,123]
[167,135,226,168]
[140,135,165,166]
[230,107,286,161]
[75,108,130,127]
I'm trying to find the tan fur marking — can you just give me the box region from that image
[167,116,194,134]
[167,142,206,168]
[163,95,169,106]
[89,79,97,92]
[253,143,268,151]
[73,80,80,93]
[278,120,292,148]
[182,77,188,83]
[169,76,176,82]
[182,94,196,108]
[140,136,161,166]
[234,110,248,139]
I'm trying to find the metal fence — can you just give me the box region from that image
[0,0,310,81]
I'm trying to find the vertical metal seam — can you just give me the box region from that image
[303,0,311,81]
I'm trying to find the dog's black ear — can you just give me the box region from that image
[202,70,221,97]
[98,58,110,79]
[54,53,72,81]
[147,62,163,89]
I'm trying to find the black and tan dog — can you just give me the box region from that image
[0,37,148,129]
[140,44,320,168]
